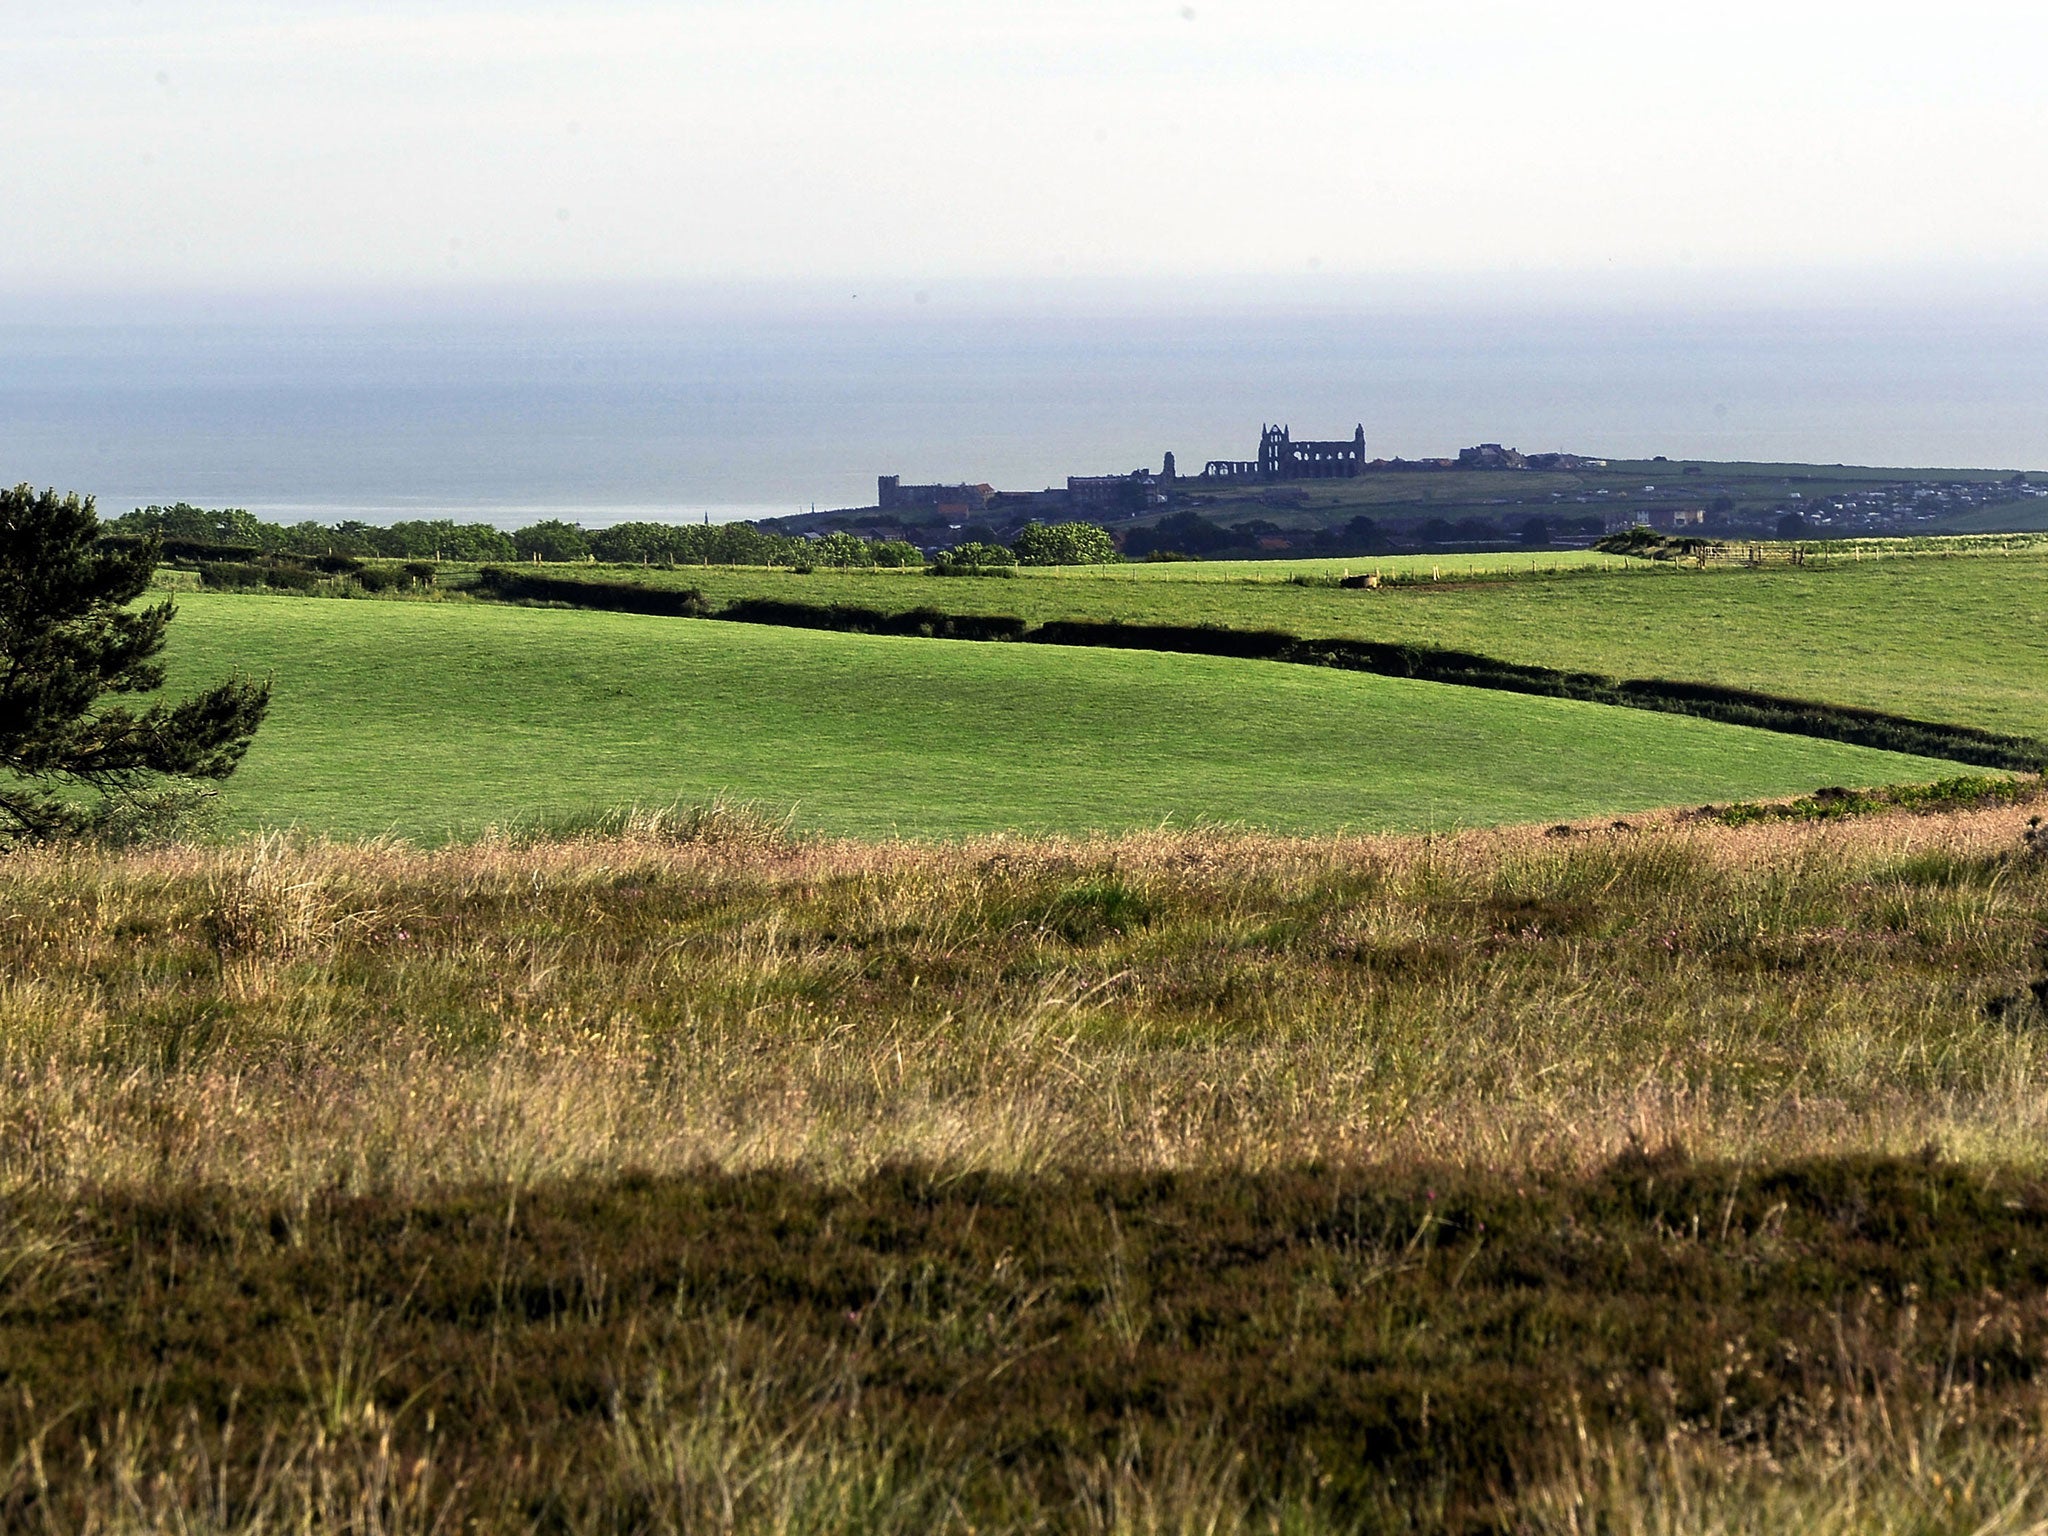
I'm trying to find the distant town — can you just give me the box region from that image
[763,420,2048,558]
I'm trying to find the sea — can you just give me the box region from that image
[5,281,2047,526]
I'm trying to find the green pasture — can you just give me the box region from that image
[544,545,2048,740]
[1596,458,2025,488]
[157,595,1958,842]
[1941,504,2048,533]
[1003,551,1616,580]
[1162,469,1589,524]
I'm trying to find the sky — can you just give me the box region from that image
[6,0,2048,299]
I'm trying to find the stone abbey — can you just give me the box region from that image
[1202,423,1368,481]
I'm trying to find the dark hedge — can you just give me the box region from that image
[473,567,713,617]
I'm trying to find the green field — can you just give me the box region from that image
[1019,549,1618,579]
[1941,503,2048,532]
[160,594,1958,840]
[538,544,2048,739]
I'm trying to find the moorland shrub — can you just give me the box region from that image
[1594,526,1716,561]
[196,561,269,590]
[107,503,943,569]
[1035,618,1298,661]
[104,507,519,562]
[1011,519,1118,566]
[351,563,438,593]
[108,535,266,564]
[584,521,924,569]
[806,531,875,567]
[1706,775,2042,825]
[512,519,591,564]
[929,541,1017,575]
[645,521,806,566]
[717,597,1027,640]
[588,522,693,564]
[378,519,516,561]
[1023,876,1160,943]
[260,563,321,592]
[868,538,923,568]
[103,501,271,548]
[473,567,711,617]
[1600,674,2043,769]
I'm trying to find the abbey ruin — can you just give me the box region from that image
[866,421,1607,528]
[1202,423,1369,481]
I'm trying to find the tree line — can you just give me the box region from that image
[105,504,1120,568]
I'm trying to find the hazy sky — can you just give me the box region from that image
[7,0,2048,296]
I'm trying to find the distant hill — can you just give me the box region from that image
[766,458,2047,558]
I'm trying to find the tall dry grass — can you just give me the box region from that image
[0,800,2042,1198]
[6,796,2048,1534]
[14,1277,2048,1535]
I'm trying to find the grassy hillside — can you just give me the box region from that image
[158,594,1959,841]
[1038,549,1616,579]
[1156,458,2048,542]
[527,545,2048,739]
[784,456,2045,544]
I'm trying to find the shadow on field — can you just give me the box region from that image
[7,1153,2048,1532]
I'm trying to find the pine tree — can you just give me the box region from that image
[0,485,270,842]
